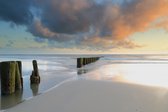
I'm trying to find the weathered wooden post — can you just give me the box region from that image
[15,62,22,90]
[86,58,88,64]
[85,58,87,65]
[83,58,85,65]
[17,61,23,88]
[83,58,86,66]
[77,57,100,69]
[1,61,16,95]
[94,57,97,62]
[30,60,40,84]
[77,58,81,68]
[90,58,92,63]
[89,58,91,63]
[0,62,1,79]
[81,58,83,67]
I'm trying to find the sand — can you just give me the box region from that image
[5,80,168,112]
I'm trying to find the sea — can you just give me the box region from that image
[1,54,168,110]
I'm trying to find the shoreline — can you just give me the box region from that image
[5,80,168,112]
[0,77,76,111]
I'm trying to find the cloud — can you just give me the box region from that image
[1,0,168,50]
[34,0,104,34]
[116,0,168,39]
[0,0,33,25]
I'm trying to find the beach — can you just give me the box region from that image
[1,0,168,111]
[1,54,168,111]
[5,80,168,112]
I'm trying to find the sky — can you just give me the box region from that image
[1,0,168,54]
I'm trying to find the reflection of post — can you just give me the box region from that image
[30,84,39,96]
[77,69,87,75]
[30,60,40,84]
[1,89,23,110]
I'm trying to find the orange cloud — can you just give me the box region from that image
[104,0,168,40]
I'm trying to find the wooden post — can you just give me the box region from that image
[77,58,81,68]
[86,58,88,64]
[0,62,1,79]
[83,58,85,66]
[95,57,97,61]
[86,58,89,64]
[80,58,82,67]
[84,58,87,65]
[1,61,16,95]
[89,58,91,63]
[93,58,95,62]
[16,61,23,88]
[77,57,100,68]
[15,62,22,90]
[30,60,40,84]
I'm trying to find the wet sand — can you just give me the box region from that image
[5,80,168,112]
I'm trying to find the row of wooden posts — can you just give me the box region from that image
[77,57,100,68]
[1,57,100,95]
[0,60,40,95]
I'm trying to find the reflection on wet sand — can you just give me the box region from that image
[30,84,39,96]
[1,83,40,110]
[77,69,88,75]
[1,90,23,110]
